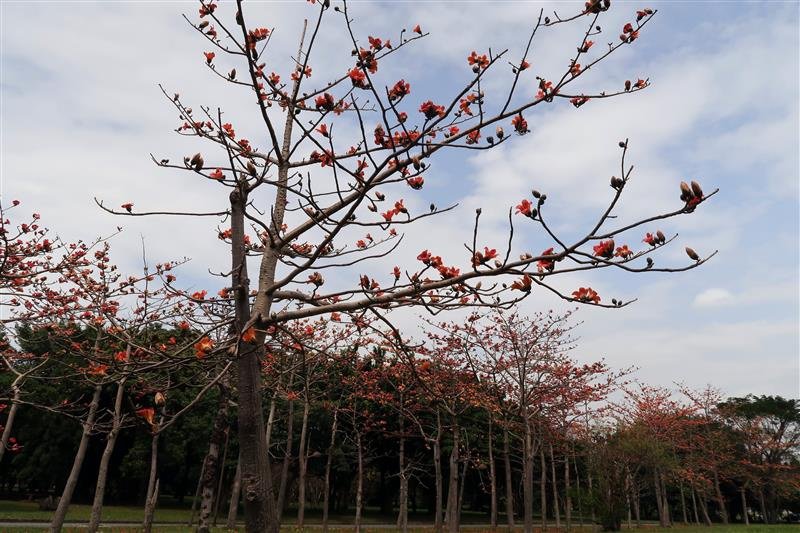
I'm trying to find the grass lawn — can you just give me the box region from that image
[0,500,797,532]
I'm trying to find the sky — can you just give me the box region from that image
[1,0,798,398]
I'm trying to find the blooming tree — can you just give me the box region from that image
[94,0,718,529]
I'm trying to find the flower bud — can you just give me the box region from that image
[685,247,699,261]
[154,391,166,406]
[496,126,504,139]
[690,180,703,198]
[656,230,665,244]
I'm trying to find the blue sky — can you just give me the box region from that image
[1,0,798,397]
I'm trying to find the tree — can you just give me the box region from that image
[94,1,718,530]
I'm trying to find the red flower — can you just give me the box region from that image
[209,168,224,180]
[572,287,600,304]
[417,250,433,264]
[316,124,329,137]
[570,96,589,108]
[389,79,411,101]
[515,199,533,217]
[368,35,383,50]
[593,239,615,259]
[204,51,215,64]
[419,100,445,119]
[241,327,257,343]
[412,24,422,34]
[466,130,481,144]
[407,177,424,189]
[348,68,368,88]
[194,336,214,358]
[511,114,528,134]
[191,290,207,300]
[393,266,401,280]
[537,247,555,272]
[510,274,533,292]
[121,203,133,213]
[315,92,335,111]
[615,245,633,259]
[136,407,156,426]
[222,123,235,137]
[467,51,490,70]
[623,22,634,34]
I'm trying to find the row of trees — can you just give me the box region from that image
[3,0,794,532]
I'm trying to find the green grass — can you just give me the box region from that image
[0,500,797,532]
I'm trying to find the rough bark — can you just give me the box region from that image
[226,456,242,530]
[231,183,278,533]
[49,383,102,533]
[88,378,127,532]
[198,385,230,533]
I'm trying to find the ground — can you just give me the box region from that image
[0,501,798,532]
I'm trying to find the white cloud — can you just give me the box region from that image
[693,288,734,308]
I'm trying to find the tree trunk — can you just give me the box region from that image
[654,470,667,527]
[355,428,364,533]
[226,456,242,530]
[276,373,296,517]
[297,396,311,528]
[700,494,713,526]
[661,472,671,526]
[540,445,547,532]
[522,420,534,533]
[690,484,700,525]
[322,407,338,533]
[434,410,443,533]
[549,442,561,528]
[231,185,278,533]
[446,423,461,533]
[503,425,515,530]
[564,451,572,531]
[573,453,583,527]
[625,470,632,530]
[587,469,596,523]
[198,385,230,533]
[49,383,102,533]
[713,469,728,524]
[397,412,409,533]
[88,378,127,532]
[758,487,768,524]
[487,418,497,530]
[188,458,205,526]
[0,386,20,466]
[680,483,689,525]
[633,485,641,527]
[142,424,161,533]
[143,479,159,533]
[213,427,231,526]
[740,486,749,525]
